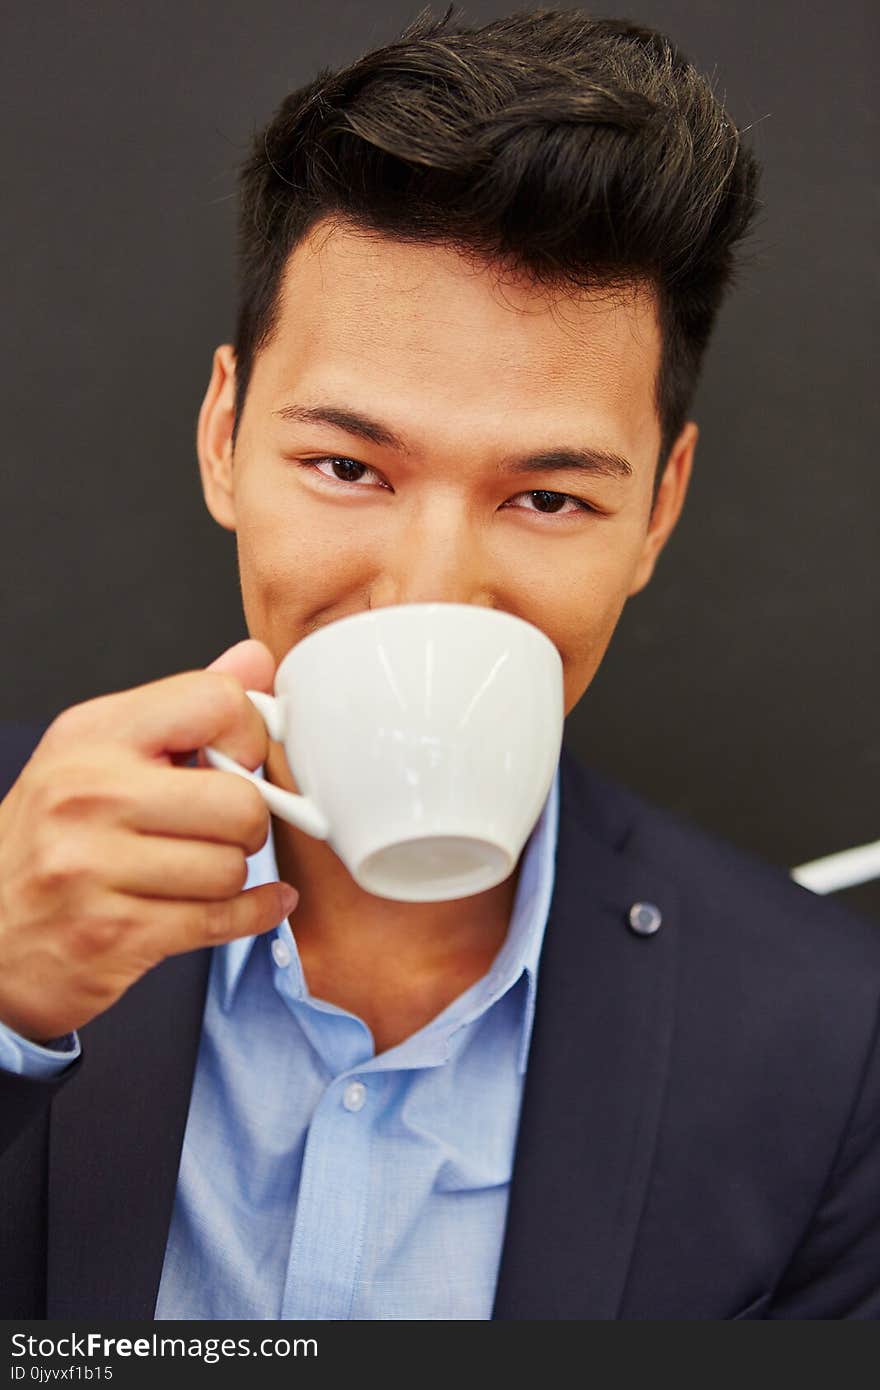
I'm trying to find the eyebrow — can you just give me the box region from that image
[272,402,633,482]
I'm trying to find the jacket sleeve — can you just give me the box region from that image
[0,1057,83,1159]
[767,997,880,1318]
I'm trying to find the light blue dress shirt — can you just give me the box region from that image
[0,763,560,1320]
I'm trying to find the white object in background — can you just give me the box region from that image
[791,840,880,895]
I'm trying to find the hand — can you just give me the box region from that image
[0,639,298,1044]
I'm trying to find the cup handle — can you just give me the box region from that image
[202,689,331,840]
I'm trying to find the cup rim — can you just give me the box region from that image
[276,601,562,680]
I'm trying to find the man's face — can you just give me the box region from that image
[199,218,696,716]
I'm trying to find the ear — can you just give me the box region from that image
[196,344,238,532]
[627,420,698,596]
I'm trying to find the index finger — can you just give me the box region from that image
[49,667,275,769]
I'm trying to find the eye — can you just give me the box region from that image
[300,458,596,517]
[504,489,596,517]
[303,456,386,488]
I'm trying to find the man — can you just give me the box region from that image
[1,9,878,1320]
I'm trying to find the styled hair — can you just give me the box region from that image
[232,7,763,501]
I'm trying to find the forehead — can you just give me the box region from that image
[255,218,662,450]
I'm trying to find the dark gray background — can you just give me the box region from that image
[1,1,877,916]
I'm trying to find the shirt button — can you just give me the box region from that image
[271,937,292,968]
[342,1080,367,1112]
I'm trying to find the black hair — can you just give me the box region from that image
[232,7,763,502]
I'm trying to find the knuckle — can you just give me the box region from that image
[42,699,101,749]
[67,913,121,956]
[42,773,120,823]
[202,898,232,944]
[238,785,270,853]
[217,849,249,897]
[37,775,75,818]
[203,671,248,724]
[197,674,266,767]
[43,705,84,746]
[33,837,94,892]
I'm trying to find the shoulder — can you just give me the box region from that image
[559,747,880,1163]
[559,742,880,991]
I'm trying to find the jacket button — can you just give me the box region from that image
[628,902,662,936]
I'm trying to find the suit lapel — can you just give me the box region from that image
[47,946,212,1318]
[493,747,680,1319]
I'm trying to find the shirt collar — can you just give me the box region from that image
[219,757,560,1075]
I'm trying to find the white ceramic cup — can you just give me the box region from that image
[203,602,564,902]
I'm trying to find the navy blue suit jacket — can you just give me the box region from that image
[1,720,878,1319]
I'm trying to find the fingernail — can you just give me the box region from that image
[279,883,299,914]
[206,639,254,672]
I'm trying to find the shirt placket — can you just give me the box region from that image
[279,1065,385,1319]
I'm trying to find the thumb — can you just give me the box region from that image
[205,637,277,693]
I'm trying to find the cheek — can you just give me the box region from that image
[232,474,379,643]
[234,505,302,628]
[524,531,644,715]
[552,589,629,714]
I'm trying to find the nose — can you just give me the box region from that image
[368,494,497,611]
